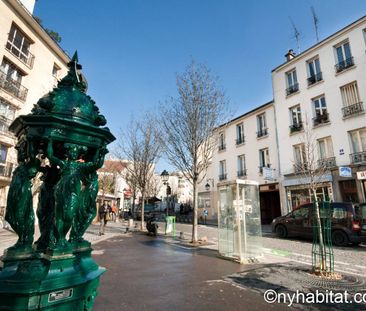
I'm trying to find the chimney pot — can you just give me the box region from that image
[285,49,296,61]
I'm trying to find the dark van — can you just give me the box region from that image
[271,202,366,246]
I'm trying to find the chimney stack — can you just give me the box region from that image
[285,49,296,61]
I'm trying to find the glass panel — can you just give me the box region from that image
[314,58,321,74]
[0,145,7,163]
[292,70,297,84]
[360,129,366,151]
[308,61,315,76]
[218,182,262,261]
[336,46,344,62]
[350,131,360,153]
[344,42,351,60]
[319,140,326,159]
[218,185,235,257]
[287,73,293,86]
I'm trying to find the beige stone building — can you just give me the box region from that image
[0,0,69,208]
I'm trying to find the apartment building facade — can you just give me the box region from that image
[198,101,282,224]
[0,0,69,207]
[272,15,366,212]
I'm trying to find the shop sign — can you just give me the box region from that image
[339,166,352,177]
[356,171,366,180]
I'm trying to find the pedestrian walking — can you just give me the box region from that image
[111,204,118,222]
[98,202,109,235]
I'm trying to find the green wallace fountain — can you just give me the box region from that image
[0,52,115,310]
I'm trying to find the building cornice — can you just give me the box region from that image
[216,100,274,130]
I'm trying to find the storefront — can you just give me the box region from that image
[282,174,333,211]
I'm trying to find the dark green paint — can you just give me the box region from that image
[0,52,115,310]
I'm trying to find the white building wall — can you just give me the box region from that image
[0,0,69,208]
[198,102,282,218]
[272,16,366,208]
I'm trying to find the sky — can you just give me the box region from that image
[34,0,366,172]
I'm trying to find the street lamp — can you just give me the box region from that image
[160,170,169,216]
[205,178,214,191]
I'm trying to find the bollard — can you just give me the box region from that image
[179,232,184,239]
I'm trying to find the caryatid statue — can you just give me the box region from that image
[0,52,115,310]
[6,51,115,254]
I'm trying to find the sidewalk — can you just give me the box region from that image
[0,219,131,257]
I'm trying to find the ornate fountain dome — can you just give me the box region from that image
[32,52,106,126]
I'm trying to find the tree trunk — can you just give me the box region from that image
[312,189,326,271]
[141,193,145,231]
[192,179,198,243]
[132,192,136,215]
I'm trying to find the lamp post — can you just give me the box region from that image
[205,178,214,191]
[160,170,169,216]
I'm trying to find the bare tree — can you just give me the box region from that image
[116,115,162,230]
[293,118,333,274]
[160,60,229,243]
[98,171,115,202]
[146,174,162,199]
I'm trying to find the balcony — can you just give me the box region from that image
[335,57,354,73]
[259,164,271,174]
[289,122,303,133]
[0,69,28,101]
[218,173,227,181]
[342,102,364,118]
[313,113,329,126]
[293,162,308,174]
[317,157,336,169]
[5,40,35,69]
[218,143,226,151]
[235,136,245,145]
[0,119,11,135]
[350,151,366,164]
[286,83,299,96]
[307,72,323,86]
[237,169,247,178]
[257,128,268,138]
[0,162,14,178]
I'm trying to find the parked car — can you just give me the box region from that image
[271,202,366,246]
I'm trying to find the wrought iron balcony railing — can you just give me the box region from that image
[293,162,308,173]
[307,72,323,86]
[335,57,354,73]
[289,122,303,133]
[0,162,14,178]
[350,151,366,164]
[218,143,226,151]
[0,69,28,101]
[0,119,12,136]
[218,173,227,181]
[342,102,364,118]
[235,136,245,145]
[237,169,247,178]
[5,40,35,68]
[286,83,299,96]
[257,128,268,138]
[259,164,271,174]
[317,157,336,169]
[313,112,329,126]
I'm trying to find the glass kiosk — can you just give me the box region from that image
[218,179,262,263]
